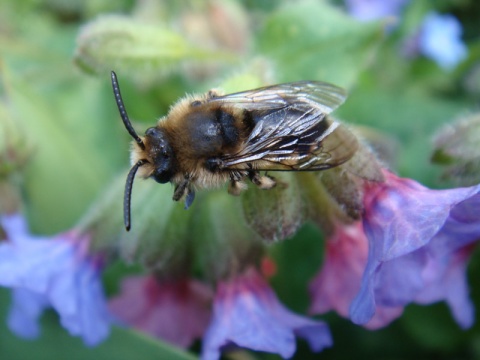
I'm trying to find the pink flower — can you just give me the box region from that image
[109,275,212,348]
[309,221,403,329]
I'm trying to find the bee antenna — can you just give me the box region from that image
[111,71,145,150]
[124,159,146,231]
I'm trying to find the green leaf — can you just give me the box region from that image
[255,0,385,88]
[1,64,124,233]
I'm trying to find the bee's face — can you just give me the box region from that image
[144,127,175,184]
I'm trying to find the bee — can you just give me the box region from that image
[111,71,359,231]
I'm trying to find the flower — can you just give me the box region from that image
[0,213,111,346]
[309,221,403,329]
[345,0,409,21]
[415,245,475,328]
[7,288,48,339]
[201,267,332,360]
[349,171,480,327]
[418,12,467,70]
[109,275,212,348]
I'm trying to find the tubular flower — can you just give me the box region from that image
[0,213,111,346]
[201,267,332,360]
[309,221,403,329]
[109,275,213,348]
[349,170,480,327]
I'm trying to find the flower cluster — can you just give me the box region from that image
[1,1,478,359]
[310,171,480,330]
[2,162,479,359]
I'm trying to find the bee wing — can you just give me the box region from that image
[208,82,358,171]
[208,81,347,114]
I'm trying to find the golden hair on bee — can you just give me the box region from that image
[111,71,359,231]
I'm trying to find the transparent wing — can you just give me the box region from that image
[209,81,357,171]
[207,81,347,114]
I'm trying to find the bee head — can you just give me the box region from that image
[144,127,174,184]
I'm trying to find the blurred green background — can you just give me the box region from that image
[1,0,480,359]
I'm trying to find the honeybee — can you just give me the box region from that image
[111,71,359,230]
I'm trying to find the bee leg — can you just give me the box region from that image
[228,178,247,196]
[172,177,190,202]
[249,171,276,190]
[173,182,187,201]
[184,188,195,209]
[227,171,248,196]
[173,178,196,209]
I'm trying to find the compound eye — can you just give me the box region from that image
[152,169,171,184]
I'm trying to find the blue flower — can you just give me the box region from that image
[7,288,48,339]
[345,0,409,21]
[349,171,480,327]
[201,267,332,360]
[0,213,111,346]
[418,12,468,70]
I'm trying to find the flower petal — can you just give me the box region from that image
[109,276,212,348]
[350,171,480,326]
[7,288,48,339]
[0,213,111,346]
[345,0,408,21]
[202,268,331,360]
[415,248,475,329]
[309,222,368,317]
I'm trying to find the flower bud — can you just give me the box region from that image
[0,112,30,214]
[432,112,480,185]
[192,191,266,282]
[78,172,194,274]
[242,172,306,242]
[181,0,250,54]
[74,15,235,80]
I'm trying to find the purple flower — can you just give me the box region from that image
[345,0,409,21]
[109,275,212,348]
[0,213,111,346]
[202,267,332,360]
[418,12,467,70]
[7,288,48,339]
[309,222,403,329]
[350,171,480,328]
